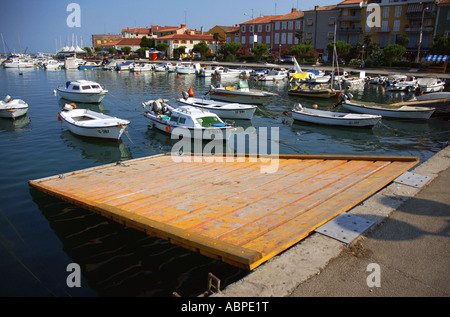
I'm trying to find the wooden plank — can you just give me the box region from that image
[29,154,419,270]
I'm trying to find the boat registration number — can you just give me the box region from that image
[97,129,110,134]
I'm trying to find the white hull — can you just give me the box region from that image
[144,113,233,141]
[341,101,435,120]
[176,97,256,119]
[57,90,107,103]
[291,105,380,128]
[59,108,129,141]
[0,99,28,119]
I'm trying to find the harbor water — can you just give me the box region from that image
[0,66,448,297]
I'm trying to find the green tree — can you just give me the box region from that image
[429,34,450,55]
[253,43,269,61]
[193,41,209,56]
[156,43,169,57]
[327,41,351,60]
[175,46,187,59]
[83,47,92,56]
[219,42,242,59]
[295,30,304,43]
[94,46,103,54]
[396,34,409,47]
[140,36,153,49]
[213,32,221,54]
[107,46,117,55]
[383,44,406,66]
[121,46,131,55]
[290,43,313,60]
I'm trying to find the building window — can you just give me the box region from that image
[287,33,293,44]
[258,24,262,32]
[281,33,286,44]
[393,20,400,32]
[249,25,253,33]
[288,21,293,30]
[241,25,246,32]
[329,17,336,25]
[266,24,271,32]
[328,32,334,40]
[295,21,300,30]
[266,35,271,44]
[275,21,280,30]
[274,33,279,44]
[241,36,246,44]
[383,7,389,18]
[395,6,402,18]
[282,21,287,30]
[307,19,313,26]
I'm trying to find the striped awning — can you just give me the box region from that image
[425,55,449,62]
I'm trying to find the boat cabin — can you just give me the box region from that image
[65,80,103,92]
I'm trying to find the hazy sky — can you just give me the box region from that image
[0,0,338,53]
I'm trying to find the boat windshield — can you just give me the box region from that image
[238,80,249,89]
[196,116,222,127]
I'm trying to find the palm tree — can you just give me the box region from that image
[295,30,304,43]
[213,32,221,55]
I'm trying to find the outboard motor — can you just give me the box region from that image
[153,100,162,113]
[182,91,189,100]
[3,95,11,103]
[293,103,303,112]
[346,92,353,100]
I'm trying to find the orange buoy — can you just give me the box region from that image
[177,73,180,79]
[188,87,194,97]
[165,126,171,133]
[136,71,139,75]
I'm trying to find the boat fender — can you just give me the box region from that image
[165,126,171,133]
[63,104,74,111]
[294,104,303,111]
[188,87,194,97]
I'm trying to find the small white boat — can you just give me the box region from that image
[43,59,63,70]
[57,80,108,103]
[102,59,124,70]
[196,65,224,77]
[255,69,288,81]
[291,104,380,128]
[79,61,101,70]
[116,61,134,71]
[58,103,129,141]
[131,63,154,72]
[385,76,419,92]
[154,63,175,72]
[176,91,257,120]
[338,93,435,120]
[0,95,28,119]
[142,99,236,141]
[288,83,341,99]
[417,78,446,93]
[3,57,34,68]
[64,57,83,69]
[176,62,200,75]
[218,67,244,78]
[208,80,276,105]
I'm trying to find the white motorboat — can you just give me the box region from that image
[131,63,154,72]
[196,65,224,77]
[417,78,446,93]
[176,62,200,75]
[208,80,276,105]
[102,59,124,70]
[385,76,419,92]
[176,91,257,120]
[57,80,108,103]
[142,99,236,141]
[3,57,34,68]
[343,71,366,87]
[0,95,28,119]
[338,93,435,120]
[217,67,243,78]
[154,63,175,72]
[255,69,288,81]
[58,104,129,141]
[116,61,135,71]
[43,59,63,70]
[79,61,101,70]
[291,103,380,128]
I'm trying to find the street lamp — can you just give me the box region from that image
[417,5,429,63]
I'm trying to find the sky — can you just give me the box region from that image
[0,0,339,54]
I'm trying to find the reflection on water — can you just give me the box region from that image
[0,67,448,297]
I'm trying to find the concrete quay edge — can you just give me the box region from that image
[213,145,450,297]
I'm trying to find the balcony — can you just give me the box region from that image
[337,27,362,33]
[375,27,390,33]
[404,26,434,33]
[406,11,436,19]
[339,14,361,22]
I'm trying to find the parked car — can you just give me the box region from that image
[279,55,295,63]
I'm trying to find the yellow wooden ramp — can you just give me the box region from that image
[29,154,419,270]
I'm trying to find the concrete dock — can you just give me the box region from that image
[214,145,450,297]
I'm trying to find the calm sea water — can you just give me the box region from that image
[0,66,448,297]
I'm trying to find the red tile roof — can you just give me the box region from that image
[157,33,214,41]
[241,15,281,24]
[121,27,150,34]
